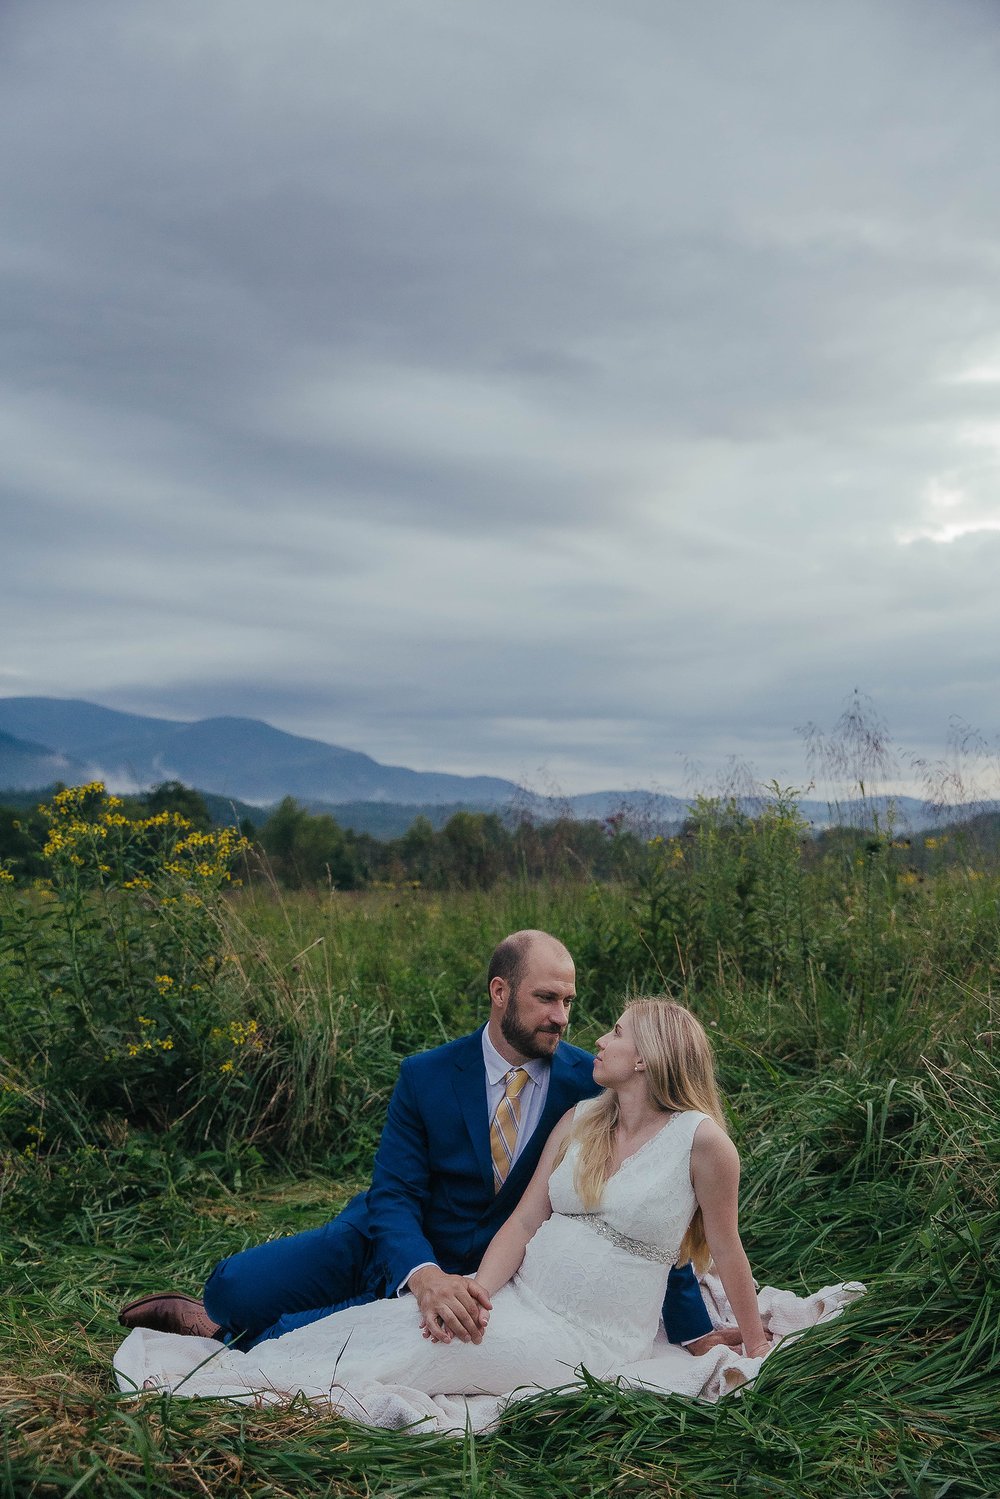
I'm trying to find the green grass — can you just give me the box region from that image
[4,1004,997,1496]
[3,807,1000,1495]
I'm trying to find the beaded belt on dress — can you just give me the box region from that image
[563,1212,676,1265]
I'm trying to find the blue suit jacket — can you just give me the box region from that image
[345,1027,599,1297]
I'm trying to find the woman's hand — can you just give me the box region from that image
[407,1267,492,1345]
[420,1301,490,1343]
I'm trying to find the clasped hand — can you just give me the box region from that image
[408,1266,493,1344]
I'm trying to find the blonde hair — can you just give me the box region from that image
[560,998,727,1273]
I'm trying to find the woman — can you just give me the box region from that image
[418,998,767,1361]
[116,1000,854,1432]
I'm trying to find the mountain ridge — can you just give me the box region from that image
[0,697,524,807]
[0,696,972,833]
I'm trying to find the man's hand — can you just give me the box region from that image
[684,1327,744,1357]
[408,1266,492,1345]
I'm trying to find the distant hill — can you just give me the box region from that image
[0,728,90,790]
[0,700,187,759]
[304,801,503,839]
[793,794,967,832]
[0,698,521,807]
[0,696,983,836]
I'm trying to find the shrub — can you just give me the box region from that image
[0,784,263,1167]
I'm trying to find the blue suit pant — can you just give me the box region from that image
[204,1211,378,1348]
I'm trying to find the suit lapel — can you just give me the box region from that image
[452,1028,494,1192]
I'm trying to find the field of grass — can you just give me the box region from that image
[2,786,999,1496]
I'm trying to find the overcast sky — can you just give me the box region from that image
[3,0,1000,796]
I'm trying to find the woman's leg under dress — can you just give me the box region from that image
[244,1282,598,1401]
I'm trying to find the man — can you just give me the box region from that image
[120,929,718,1350]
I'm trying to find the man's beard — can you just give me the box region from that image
[500,993,564,1060]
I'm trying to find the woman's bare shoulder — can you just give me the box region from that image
[690,1117,740,1169]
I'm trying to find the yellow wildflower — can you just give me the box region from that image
[52,782,106,810]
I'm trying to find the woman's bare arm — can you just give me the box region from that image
[475,1105,576,1295]
[690,1120,769,1358]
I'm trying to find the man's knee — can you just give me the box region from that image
[203,1216,373,1339]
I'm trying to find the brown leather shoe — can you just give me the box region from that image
[118,1292,223,1340]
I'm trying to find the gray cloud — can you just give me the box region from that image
[3,0,1000,793]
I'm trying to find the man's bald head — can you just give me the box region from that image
[487,929,571,1001]
[486,931,576,1064]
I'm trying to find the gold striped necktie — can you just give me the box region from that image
[490,1067,530,1192]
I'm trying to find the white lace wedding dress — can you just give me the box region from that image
[115,1107,864,1433]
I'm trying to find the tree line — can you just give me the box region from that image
[4,778,997,893]
[0,781,646,890]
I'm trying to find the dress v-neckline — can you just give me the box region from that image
[605,1110,681,1185]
